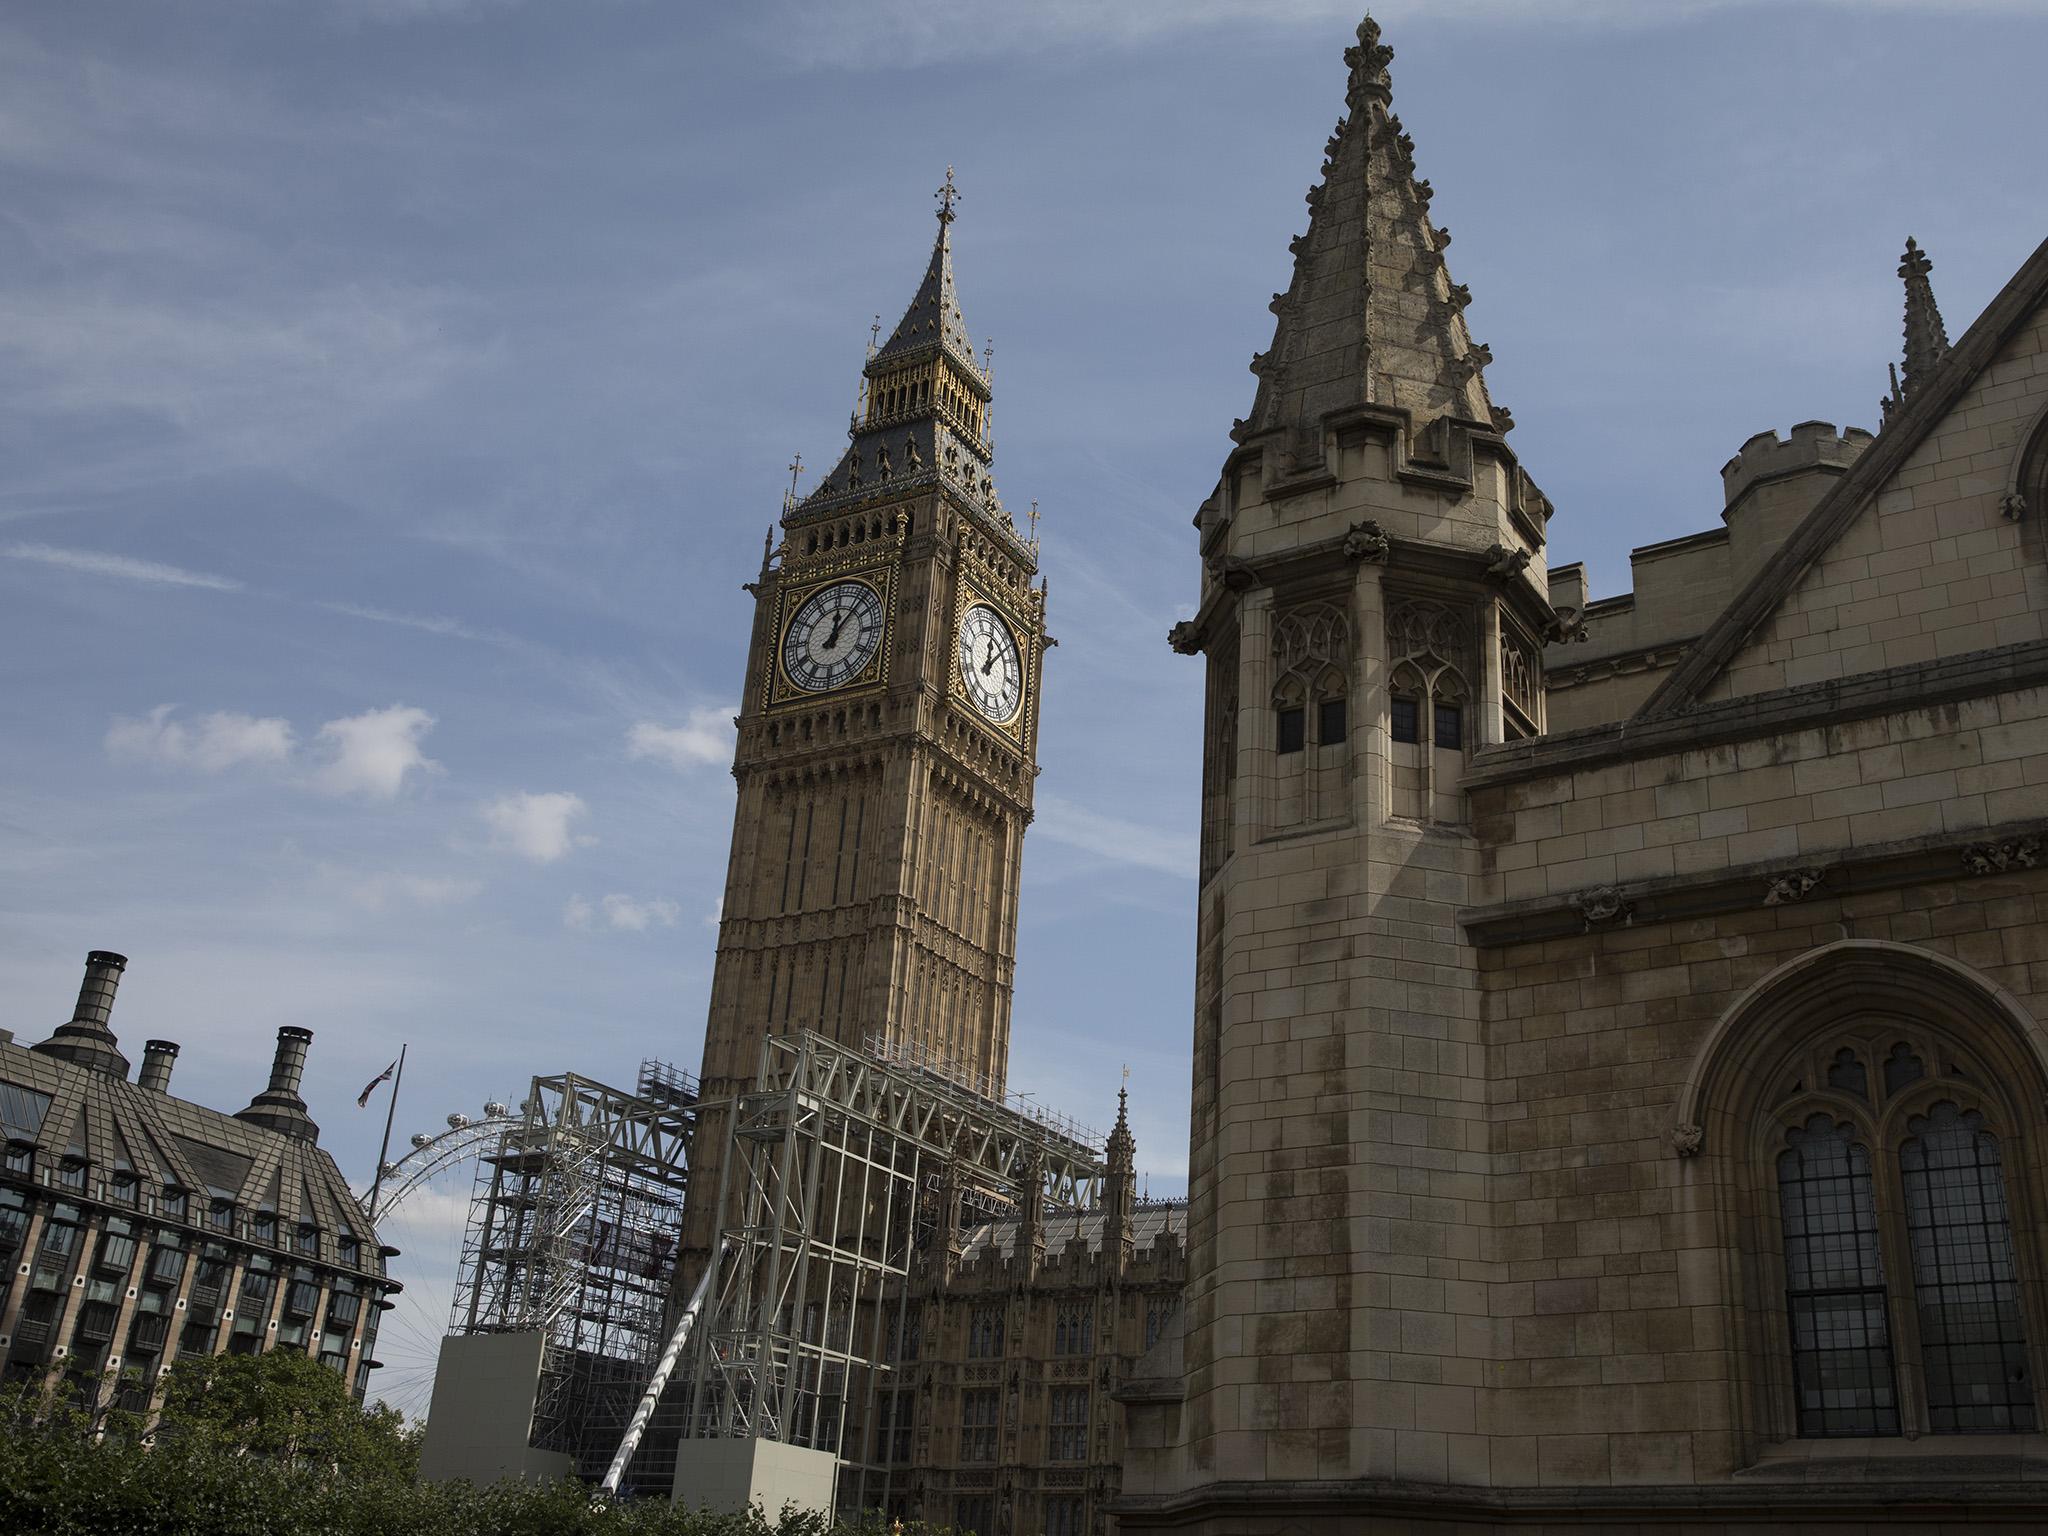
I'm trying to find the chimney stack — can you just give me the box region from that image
[139,1039,181,1094]
[32,950,132,1078]
[236,1026,321,1143]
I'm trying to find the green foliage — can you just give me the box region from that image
[0,1370,949,1536]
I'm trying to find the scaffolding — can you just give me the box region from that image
[448,1060,696,1482]
[679,1029,1103,1514]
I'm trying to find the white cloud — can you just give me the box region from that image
[484,791,590,863]
[1034,794,1196,880]
[105,705,295,773]
[563,892,680,932]
[626,708,735,771]
[311,705,439,799]
[4,541,241,591]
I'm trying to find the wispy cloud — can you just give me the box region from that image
[563,892,680,932]
[483,790,590,863]
[340,869,485,912]
[1034,795,1195,881]
[311,705,440,799]
[105,706,295,773]
[626,708,735,771]
[316,601,507,646]
[3,541,241,591]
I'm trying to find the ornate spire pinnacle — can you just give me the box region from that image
[1240,14,1497,463]
[1882,237,1953,426]
[936,164,959,226]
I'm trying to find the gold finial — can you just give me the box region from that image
[936,165,959,225]
[786,452,803,504]
[866,314,881,361]
[1028,499,1041,543]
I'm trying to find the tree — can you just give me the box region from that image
[158,1350,418,1478]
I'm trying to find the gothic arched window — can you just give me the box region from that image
[1760,1028,2039,1439]
[1385,598,1471,822]
[1270,602,1350,828]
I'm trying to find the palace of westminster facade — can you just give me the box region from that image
[671,9,2048,1531]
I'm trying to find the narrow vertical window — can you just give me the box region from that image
[1276,707,1305,754]
[1433,701,1463,751]
[1318,697,1347,746]
[1778,1115,1900,1436]
[1900,1103,2036,1431]
[1390,696,1419,744]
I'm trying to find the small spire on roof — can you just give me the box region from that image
[936,164,959,227]
[1899,236,1951,398]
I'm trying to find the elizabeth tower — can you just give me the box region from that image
[678,177,1048,1280]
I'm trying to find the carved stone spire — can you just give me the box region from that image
[1104,1081,1137,1267]
[1884,236,1952,424]
[1242,15,1497,464]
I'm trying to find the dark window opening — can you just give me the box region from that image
[1318,697,1347,746]
[1390,696,1419,744]
[1276,706,1305,754]
[1433,702,1463,751]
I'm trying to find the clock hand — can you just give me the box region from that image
[823,612,848,650]
[981,644,998,676]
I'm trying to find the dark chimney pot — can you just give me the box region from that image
[139,1039,181,1093]
[32,949,132,1078]
[236,1026,321,1143]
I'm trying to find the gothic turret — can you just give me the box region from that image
[1239,17,1504,469]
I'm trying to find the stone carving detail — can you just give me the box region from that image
[1962,836,2043,874]
[2001,491,2027,521]
[1206,554,1259,593]
[1571,885,1634,928]
[1484,543,1532,581]
[1167,620,1202,656]
[1273,603,1349,678]
[1342,519,1391,563]
[1490,404,1516,434]
[1671,1123,1705,1159]
[1546,606,1589,645]
[1763,868,1826,906]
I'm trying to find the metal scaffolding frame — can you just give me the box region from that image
[679,1028,1103,1514]
[449,1060,696,1481]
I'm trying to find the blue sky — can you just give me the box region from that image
[4,0,2044,1413]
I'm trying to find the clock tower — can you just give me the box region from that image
[679,174,1048,1280]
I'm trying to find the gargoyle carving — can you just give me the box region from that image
[1963,837,2042,875]
[1206,554,1259,593]
[1763,868,1826,907]
[1671,1123,1705,1159]
[1571,885,1634,928]
[1343,520,1391,564]
[1167,620,1202,656]
[2000,491,2027,521]
[1545,606,1589,645]
[1484,543,1532,581]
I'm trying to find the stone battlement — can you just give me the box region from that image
[1721,419,1874,510]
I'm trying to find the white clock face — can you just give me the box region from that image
[957,602,1023,723]
[783,581,885,693]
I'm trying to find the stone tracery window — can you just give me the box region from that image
[1270,601,1349,828]
[1386,598,1471,823]
[1758,1026,2040,1440]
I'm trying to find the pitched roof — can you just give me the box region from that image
[1637,232,2048,718]
[1240,18,1499,460]
[871,189,980,374]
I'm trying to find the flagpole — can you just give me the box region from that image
[366,1043,407,1224]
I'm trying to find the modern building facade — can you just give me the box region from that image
[0,951,397,1419]
[1120,17,2048,1534]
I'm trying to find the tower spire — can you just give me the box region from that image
[1240,14,1501,466]
[1884,236,1952,425]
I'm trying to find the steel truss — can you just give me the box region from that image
[680,1029,1103,1514]
[449,1060,696,1480]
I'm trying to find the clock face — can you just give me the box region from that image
[957,603,1023,723]
[782,581,886,693]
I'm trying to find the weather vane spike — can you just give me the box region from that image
[866,314,881,360]
[936,165,959,225]
[1028,499,1041,541]
[787,452,803,498]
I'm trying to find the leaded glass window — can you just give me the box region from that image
[1778,1114,1900,1437]
[1899,1103,2036,1432]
